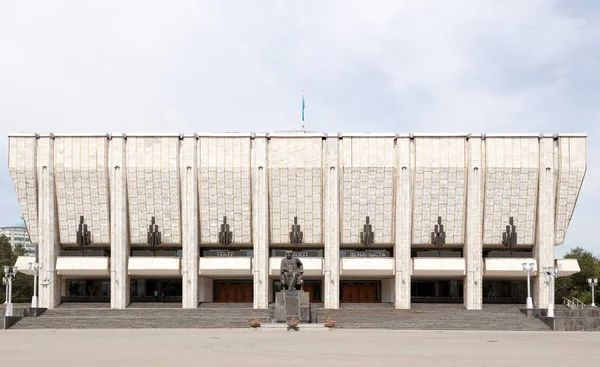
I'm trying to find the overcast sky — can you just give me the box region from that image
[0,1,598,257]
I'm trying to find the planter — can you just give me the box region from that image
[287,318,300,331]
[324,317,336,329]
[248,319,261,328]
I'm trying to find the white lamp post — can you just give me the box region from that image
[588,278,598,307]
[29,262,42,308]
[3,265,18,317]
[522,262,535,309]
[543,266,559,317]
[2,277,7,304]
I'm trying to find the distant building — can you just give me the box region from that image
[0,216,35,255]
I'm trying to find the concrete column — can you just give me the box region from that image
[109,136,129,309]
[464,137,484,310]
[394,137,412,309]
[534,137,556,309]
[251,135,269,309]
[199,278,213,302]
[181,136,199,308]
[324,137,340,309]
[37,136,60,309]
[382,278,395,303]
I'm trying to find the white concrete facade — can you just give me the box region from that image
[8,133,586,310]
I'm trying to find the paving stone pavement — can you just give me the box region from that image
[1,329,600,367]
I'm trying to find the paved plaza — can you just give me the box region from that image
[1,329,599,366]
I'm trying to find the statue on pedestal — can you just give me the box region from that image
[280,250,304,290]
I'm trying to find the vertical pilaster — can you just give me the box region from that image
[252,135,269,309]
[464,137,484,310]
[37,136,60,309]
[181,136,199,308]
[534,137,556,308]
[109,136,129,309]
[324,137,340,309]
[394,137,412,309]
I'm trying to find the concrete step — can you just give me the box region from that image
[9,303,551,331]
[315,304,550,331]
[10,307,270,329]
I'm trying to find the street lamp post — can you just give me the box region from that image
[29,243,41,309]
[2,277,7,304]
[3,265,18,317]
[29,262,42,309]
[588,278,598,307]
[543,266,559,318]
[522,262,535,309]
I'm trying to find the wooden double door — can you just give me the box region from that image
[303,283,318,303]
[215,281,253,303]
[341,283,379,303]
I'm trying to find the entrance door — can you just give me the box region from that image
[304,284,316,303]
[215,281,253,302]
[341,283,378,303]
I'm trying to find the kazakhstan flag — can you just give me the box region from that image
[302,94,305,122]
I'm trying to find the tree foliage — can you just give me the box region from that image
[555,247,600,305]
[0,234,34,303]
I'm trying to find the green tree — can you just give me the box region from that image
[13,243,26,257]
[0,234,34,303]
[555,247,600,305]
[0,234,15,302]
[0,234,15,265]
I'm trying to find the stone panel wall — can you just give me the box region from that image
[412,137,466,245]
[268,138,323,244]
[8,137,38,243]
[54,137,110,244]
[483,138,539,245]
[126,137,181,244]
[198,137,252,244]
[341,137,395,244]
[555,137,586,245]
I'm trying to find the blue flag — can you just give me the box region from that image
[302,94,305,122]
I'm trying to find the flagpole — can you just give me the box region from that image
[301,89,306,132]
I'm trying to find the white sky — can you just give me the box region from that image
[0,1,598,257]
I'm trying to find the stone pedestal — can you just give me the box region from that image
[275,290,310,322]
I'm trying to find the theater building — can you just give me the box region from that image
[8,132,585,310]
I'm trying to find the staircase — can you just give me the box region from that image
[563,297,585,309]
[316,304,550,331]
[9,303,550,330]
[10,303,268,329]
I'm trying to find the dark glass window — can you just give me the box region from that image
[130,248,182,257]
[411,249,462,258]
[411,280,463,299]
[482,280,527,303]
[130,279,183,300]
[482,249,533,258]
[61,249,111,257]
[67,280,110,297]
